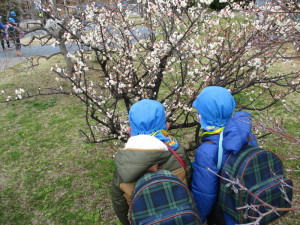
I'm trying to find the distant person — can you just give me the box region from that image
[5,18,24,56]
[9,11,20,27]
[122,0,128,12]
[0,16,11,51]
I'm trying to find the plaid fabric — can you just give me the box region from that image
[130,170,201,225]
[250,178,293,225]
[219,145,293,224]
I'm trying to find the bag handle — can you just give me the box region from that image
[166,145,186,169]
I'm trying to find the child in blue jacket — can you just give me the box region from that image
[191,86,258,225]
[0,16,11,50]
[9,11,20,27]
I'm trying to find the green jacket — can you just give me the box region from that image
[111,135,192,225]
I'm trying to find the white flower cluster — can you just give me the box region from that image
[199,0,214,5]
[248,58,262,68]
[68,52,89,75]
[73,85,83,94]
[142,41,171,78]
[219,8,235,19]
[169,32,184,45]
[15,88,25,99]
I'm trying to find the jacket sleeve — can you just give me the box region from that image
[111,171,130,225]
[0,22,5,31]
[191,143,219,223]
[249,132,258,146]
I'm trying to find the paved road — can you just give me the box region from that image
[0,23,150,71]
[0,35,79,71]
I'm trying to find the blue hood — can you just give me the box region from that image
[129,99,166,136]
[193,86,236,131]
[223,111,257,154]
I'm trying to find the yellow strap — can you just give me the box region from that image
[201,127,224,137]
[150,130,161,136]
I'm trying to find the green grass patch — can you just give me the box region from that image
[0,95,120,224]
[0,55,120,224]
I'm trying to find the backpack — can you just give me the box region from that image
[130,170,201,225]
[218,144,293,225]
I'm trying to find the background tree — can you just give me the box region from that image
[1,0,299,146]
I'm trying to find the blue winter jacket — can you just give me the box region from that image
[191,111,258,224]
[0,21,6,31]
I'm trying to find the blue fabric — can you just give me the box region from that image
[151,129,179,150]
[192,86,236,131]
[10,11,16,17]
[0,21,5,31]
[224,213,237,225]
[191,111,258,224]
[129,99,166,136]
[11,16,20,24]
[223,111,255,155]
[8,17,15,24]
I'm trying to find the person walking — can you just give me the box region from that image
[9,11,20,27]
[5,18,24,56]
[0,16,11,51]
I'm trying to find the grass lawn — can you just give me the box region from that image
[0,53,299,224]
[0,95,123,224]
[0,58,123,224]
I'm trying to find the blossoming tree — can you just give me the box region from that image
[1,0,300,144]
[1,1,299,222]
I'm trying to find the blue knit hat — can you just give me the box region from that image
[129,99,167,136]
[193,86,236,131]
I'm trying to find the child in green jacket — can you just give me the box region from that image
[111,99,192,225]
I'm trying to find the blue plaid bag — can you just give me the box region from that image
[218,145,293,225]
[130,170,201,225]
